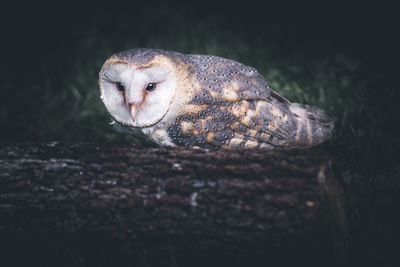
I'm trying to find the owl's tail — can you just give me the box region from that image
[287,103,335,148]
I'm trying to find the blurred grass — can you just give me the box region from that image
[1,2,399,266]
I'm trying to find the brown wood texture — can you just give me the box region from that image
[0,142,348,265]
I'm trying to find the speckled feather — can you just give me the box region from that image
[100,48,335,150]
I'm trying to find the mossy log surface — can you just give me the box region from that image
[0,142,348,266]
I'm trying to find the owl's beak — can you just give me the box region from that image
[129,103,140,121]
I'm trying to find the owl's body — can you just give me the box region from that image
[99,48,334,150]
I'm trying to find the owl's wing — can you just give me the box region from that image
[182,54,298,149]
[173,54,332,150]
[187,54,272,104]
[170,95,299,150]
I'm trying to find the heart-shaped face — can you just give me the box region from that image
[99,59,176,128]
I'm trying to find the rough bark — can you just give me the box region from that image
[0,142,348,266]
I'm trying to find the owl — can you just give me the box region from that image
[99,48,334,150]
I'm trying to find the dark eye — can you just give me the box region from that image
[145,83,157,92]
[116,82,125,92]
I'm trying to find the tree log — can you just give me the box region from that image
[0,142,348,266]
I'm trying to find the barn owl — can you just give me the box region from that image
[99,48,334,150]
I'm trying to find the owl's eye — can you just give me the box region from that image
[145,83,157,92]
[116,82,125,92]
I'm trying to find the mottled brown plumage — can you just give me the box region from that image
[99,48,335,150]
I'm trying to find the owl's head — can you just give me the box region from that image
[99,49,179,127]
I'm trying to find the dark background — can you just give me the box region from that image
[1,1,399,266]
